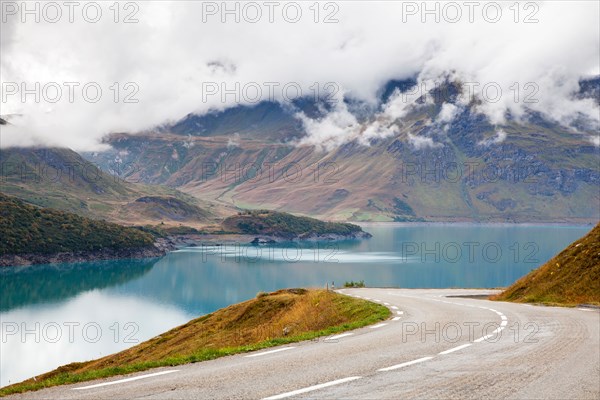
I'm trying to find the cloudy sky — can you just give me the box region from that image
[1,1,599,150]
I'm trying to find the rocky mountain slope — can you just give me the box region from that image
[83,79,600,223]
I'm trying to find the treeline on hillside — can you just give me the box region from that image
[223,210,364,237]
[0,193,155,255]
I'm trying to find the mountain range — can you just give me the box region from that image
[2,78,599,224]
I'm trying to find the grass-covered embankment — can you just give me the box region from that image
[0,288,389,396]
[493,222,600,306]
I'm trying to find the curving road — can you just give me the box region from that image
[8,289,600,399]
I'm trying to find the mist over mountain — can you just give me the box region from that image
[2,1,599,223]
[80,77,600,223]
[2,2,599,150]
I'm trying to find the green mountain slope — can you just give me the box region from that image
[0,193,154,256]
[0,147,220,226]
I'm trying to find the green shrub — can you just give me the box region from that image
[344,280,365,288]
[223,210,363,237]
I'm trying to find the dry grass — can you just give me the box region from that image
[1,289,389,396]
[80,289,373,368]
[493,223,600,306]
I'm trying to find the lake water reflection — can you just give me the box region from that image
[0,223,591,386]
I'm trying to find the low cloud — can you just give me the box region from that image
[437,103,460,124]
[227,132,240,149]
[478,129,508,147]
[407,132,443,150]
[1,1,598,150]
[295,99,360,151]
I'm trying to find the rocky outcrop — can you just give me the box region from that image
[0,239,175,267]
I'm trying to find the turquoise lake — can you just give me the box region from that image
[0,223,592,386]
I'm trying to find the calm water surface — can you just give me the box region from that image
[0,223,592,386]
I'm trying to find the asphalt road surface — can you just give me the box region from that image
[8,288,600,399]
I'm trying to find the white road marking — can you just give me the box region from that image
[578,308,596,312]
[72,370,179,390]
[439,343,472,355]
[262,376,362,400]
[326,333,354,340]
[384,302,390,306]
[245,347,296,358]
[374,299,381,302]
[391,306,399,310]
[396,311,404,315]
[378,356,434,372]
[392,317,401,321]
[376,291,511,351]
[370,323,387,329]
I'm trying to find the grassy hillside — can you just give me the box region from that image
[0,147,218,226]
[0,289,389,396]
[0,193,155,255]
[222,210,366,238]
[120,196,212,223]
[493,223,600,305]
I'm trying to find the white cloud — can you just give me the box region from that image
[227,132,240,148]
[296,99,361,151]
[437,103,460,124]
[407,132,442,150]
[1,1,598,150]
[478,129,508,146]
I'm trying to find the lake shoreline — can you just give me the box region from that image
[0,246,165,268]
[0,238,174,267]
[0,231,372,267]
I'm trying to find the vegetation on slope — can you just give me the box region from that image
[0,193,155,256]
[493,223,600,306]
[0,289,390,396]
[0,147,218,226]
[124,196,212,222]
[223,210,367,239]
